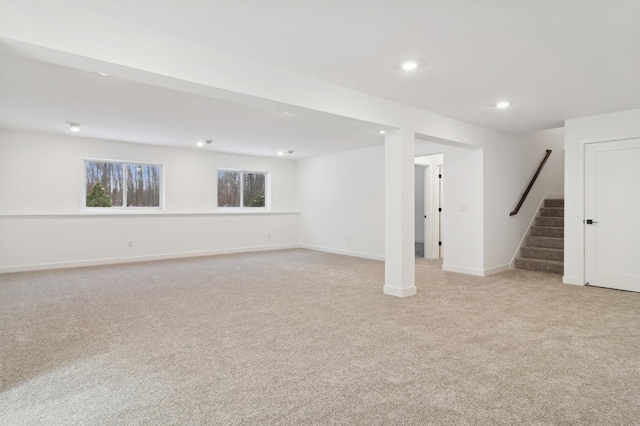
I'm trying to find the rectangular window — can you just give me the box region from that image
[85,160,162,209]
[217,169,268,209]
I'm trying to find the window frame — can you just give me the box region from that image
[84,158,165,211]
[217,168,271,210]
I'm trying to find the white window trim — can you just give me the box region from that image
[84,158,165,211]
[217,168,271,210]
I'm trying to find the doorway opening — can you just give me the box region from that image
[415,154,444,259]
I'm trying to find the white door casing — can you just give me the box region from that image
[584,138,640,292]
[415,154,443,259]
[423,166,429,258]
[438,165,443,259]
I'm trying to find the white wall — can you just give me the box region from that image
[0,1,527,287]
[0,130,299,272]
[1,125,566,276]
[564,108,640,285]
[297,146,385,260]
[0,130,297,214]
[0,126,567,276]
[0,5,570,280]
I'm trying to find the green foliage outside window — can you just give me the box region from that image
[249,194,265,207]
[86,182,113,207]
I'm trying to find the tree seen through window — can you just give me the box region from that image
[218,170,267,208]
[85,161,161,208]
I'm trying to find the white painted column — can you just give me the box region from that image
[384,129,416,297]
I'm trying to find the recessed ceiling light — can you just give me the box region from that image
[68,122,81,132]
[496,101,510,109]
[401,61,418,71]
[98,72,109,77]
[278,151,285,156]
[196,141,205,147]
[379,130,386,134]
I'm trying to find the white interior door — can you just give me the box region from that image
[584,138,640,291]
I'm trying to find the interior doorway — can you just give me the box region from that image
[415,154,444,259]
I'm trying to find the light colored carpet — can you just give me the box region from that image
[1,249,640,425]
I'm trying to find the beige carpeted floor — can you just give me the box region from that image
[1,249,640,425]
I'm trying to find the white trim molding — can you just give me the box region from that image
[562,275,583,286]
[383,285,417,298]
[484,264,511,276]
[442,264,485,277]
[0,245,299,274]
[298,244,384,262]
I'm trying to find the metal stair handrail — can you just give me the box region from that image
[510,150,552,216]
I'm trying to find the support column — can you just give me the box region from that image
[384,128,416,297]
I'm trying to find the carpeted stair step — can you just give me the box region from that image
[525,236,564,249]
[535,216,564,227]
[521,247,564,261]
[544,199,564,208]
[531,226,564,237]
[514,257,564,274]
[515,197,564,275]
[540,207,564,217]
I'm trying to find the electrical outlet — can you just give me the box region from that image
[128,241,133,248]
[347,237,351,243]
[268,233,272,239]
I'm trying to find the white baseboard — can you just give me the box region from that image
[443,264,509,277]
[1,245,519,280]
[0,245,299,274]
[562,275,583,286]
[442,264,486,277]
[483,264,511,276]
[298,244,384,261]
[383,285,417,298]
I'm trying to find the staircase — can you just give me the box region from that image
[514,199,564,274]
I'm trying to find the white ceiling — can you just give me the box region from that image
[0,50,388,158]
[2,0,640,154]
[57,0,640,134]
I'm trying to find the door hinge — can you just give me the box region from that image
[438,241,442,246]
[439,174,442,178]
[438,208,442,212]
